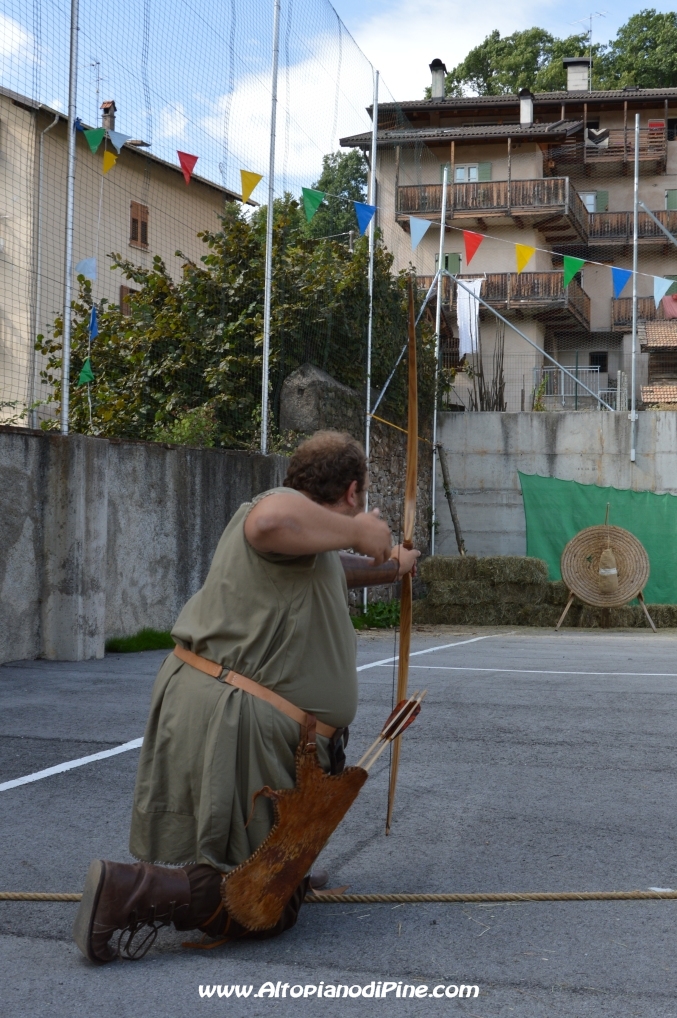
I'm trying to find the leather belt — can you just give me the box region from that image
[172,645,336,740]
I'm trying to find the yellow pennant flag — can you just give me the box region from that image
[515,244,535,273]
[240,169,263,204]
[103,150,118,175]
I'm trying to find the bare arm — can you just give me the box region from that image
[244,492,393,563]
[340,545,421,587]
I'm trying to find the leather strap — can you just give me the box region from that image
[172,646,336,740]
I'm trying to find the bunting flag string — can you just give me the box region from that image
[75,257,97,281]
[611,267,633,298]
[353,201,376,236]
[77,358,95,386]
[302,187,325,222]
[515,244,535,274]
[83,128,105,154]
[102,150,117,175]
[240,169,263,204]
[463,230,484,265]
[409,217,432,250]
[654,276,673,307]
[106,130,131,154]
[177,151,198,185]
[563,256,586,288]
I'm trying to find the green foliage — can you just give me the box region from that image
[105,629,175,653]
[304,150,368,241]
[38,192,434,447]
[433,10,677,96]
[351,599,401,630]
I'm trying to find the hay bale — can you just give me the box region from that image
[545,581,570,605]
[420,555,548,585]
[427,580,548,606]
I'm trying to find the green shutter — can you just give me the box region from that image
[445,253,461,274]
[666,189,677,211]
[595,190,609,212]
[439,161,451,183]
[665,273,677,295]
[477,161,492,182]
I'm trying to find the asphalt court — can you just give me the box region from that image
[2,628,677,1017]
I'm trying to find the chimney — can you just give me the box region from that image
[519,88,534,126]
[100,100,117,130]
[563,57,591,92]
[429,59,447,100]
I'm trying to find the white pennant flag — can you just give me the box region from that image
[654,276,673,308]
[409,217,433,251]
[457,278,483,358]
[106,130,131,153]
[75,257,97,281]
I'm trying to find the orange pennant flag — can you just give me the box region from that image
[102,150,118,175]
[240,169,263,204]
[515,244,535,273]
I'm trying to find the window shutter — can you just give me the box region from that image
[665,273,677,295]
[446,253,461,274]
[666,189,677,211]
[119,285,137,315]
[595,190,609,212]
[477,162,492,182]
[130,202,149,246]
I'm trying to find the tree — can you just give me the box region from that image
[303,149,368,241]
[596,10,677,89]
[37,195,434,448]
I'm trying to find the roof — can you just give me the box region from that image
[341,120,583,149]
[639,321,677,349]
[641,385,677,403]
[374,87,677,114]
[0,86,247,204]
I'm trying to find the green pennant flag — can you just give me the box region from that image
[83,128,106,154]
[563,255,586,287]
[302,187,325,222]
[77,357,95,385]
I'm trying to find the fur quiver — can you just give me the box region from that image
[598,547,619,594]
[222,744,367,931]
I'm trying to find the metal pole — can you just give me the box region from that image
[430,164,448,555]
[630,112,639,462]
[363,68,378,613]
[30,112,60,429]
[60,0,80,435]
[261,0,281,455]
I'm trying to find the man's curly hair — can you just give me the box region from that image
[283,431,367,505]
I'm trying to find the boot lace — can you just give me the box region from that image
[117,901,178,960]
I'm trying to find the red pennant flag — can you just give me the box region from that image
[177,151,198,185]
[463,230,484,265]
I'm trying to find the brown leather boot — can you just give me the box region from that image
[73,859,190,963]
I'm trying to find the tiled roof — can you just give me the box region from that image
[376,87,677,112]
[341,120,582,148]
[639,321,677,349]
[641,385,677,403]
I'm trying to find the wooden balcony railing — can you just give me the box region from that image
[589,209,677,244]
[417,272,590,329]
[548,128,667,169]
[611,297,667,331]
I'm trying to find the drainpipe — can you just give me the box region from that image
[30,111,60,430]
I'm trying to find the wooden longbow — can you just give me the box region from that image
[385,275,418,835]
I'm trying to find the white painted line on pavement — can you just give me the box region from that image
[410,665,677,678]
[356,634,504,673]
[0,738,143,792]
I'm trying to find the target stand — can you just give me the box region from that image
[556,525,656,633]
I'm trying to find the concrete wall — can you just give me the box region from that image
[0,427,286,664]
[435,410,677,558]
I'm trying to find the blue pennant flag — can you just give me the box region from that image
[89,306,98,340]
[353,201,376,236]
[74,118,85,132]
[409,217,433,251]
[611,266,632,298]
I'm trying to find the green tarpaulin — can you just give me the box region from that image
[519,472,677,604]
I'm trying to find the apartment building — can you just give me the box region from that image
[342,60,677,412]
[0,87,242,423]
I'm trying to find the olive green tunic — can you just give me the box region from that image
[129,488,357,871]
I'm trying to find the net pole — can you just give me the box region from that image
[261,0,281,455]
[363,68,378,612]
[630,112,639,462]
[430,165,448,555]
[30,114,60,429]
[60,0,80,435]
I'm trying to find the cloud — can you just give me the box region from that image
[156,102,188,140]
[0,13,33,59]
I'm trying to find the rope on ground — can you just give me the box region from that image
[3,889,677,903]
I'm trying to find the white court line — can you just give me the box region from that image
[0,738,143,792]
[356,633,503,672]
[0,635,501,792]
[410,665,677,678]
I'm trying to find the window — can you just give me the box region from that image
[668,119,677,141]
[454,162,492,183]
[130,202,149,248]
[119,285,138,315]
[589,352,608,374]
[580,191,608,213]
[435,252,461,273]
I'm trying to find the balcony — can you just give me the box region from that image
[398,178,588,244]
[418,271,590,331]
[611,297,667,332]
[546,127,667,176]
[588,210,677,246]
